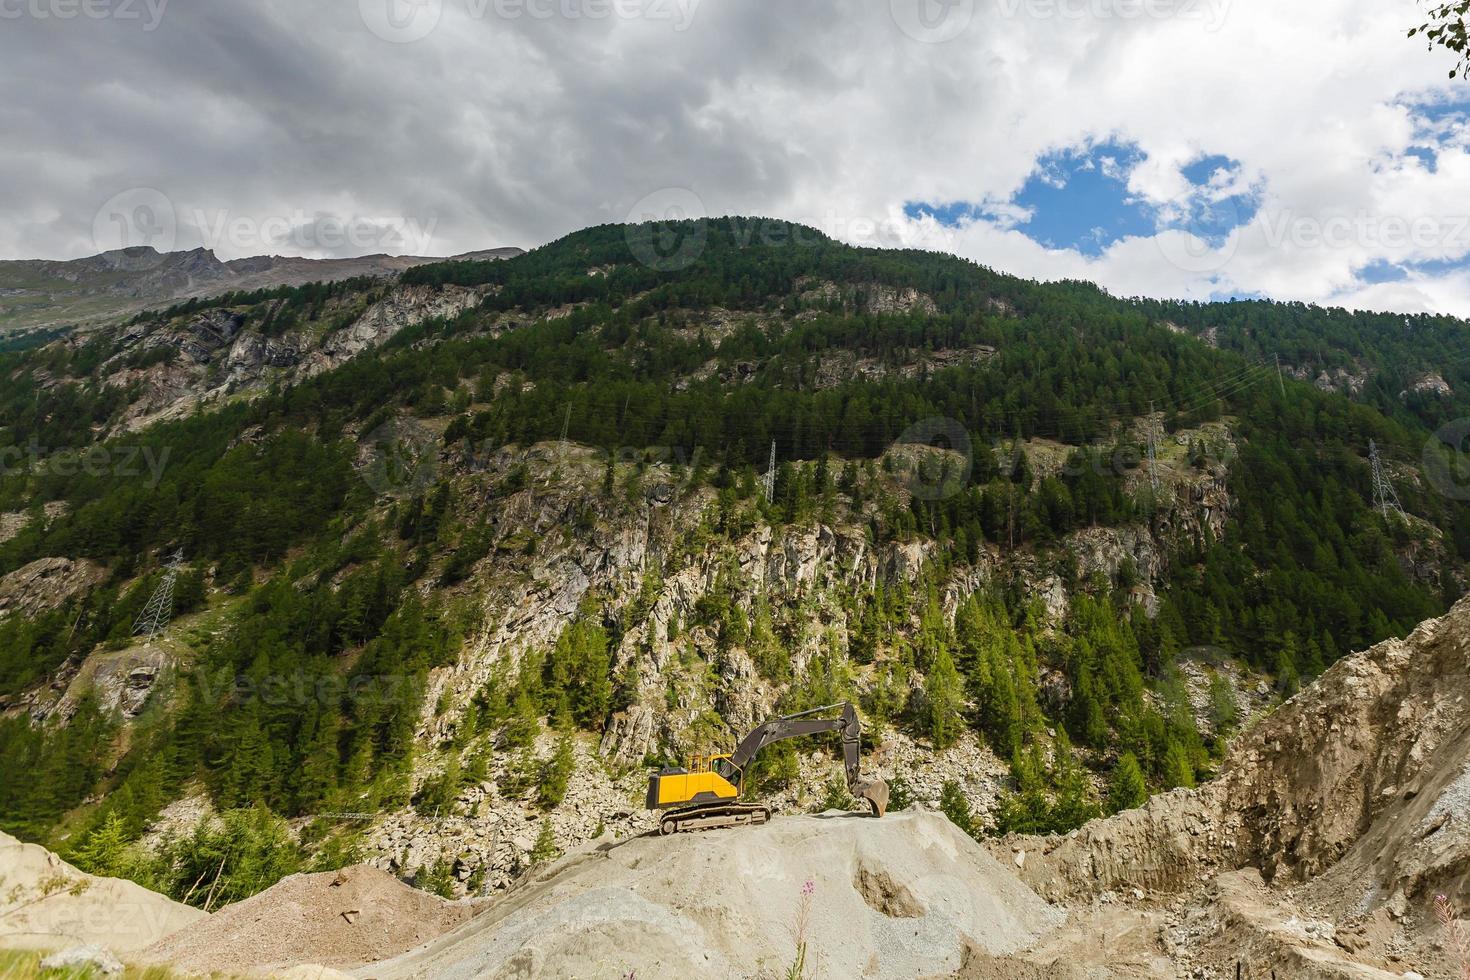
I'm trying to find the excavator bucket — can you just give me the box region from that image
[856,779,889,817]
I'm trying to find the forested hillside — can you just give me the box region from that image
[0,219,1465,905]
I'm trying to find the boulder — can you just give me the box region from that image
[39,945,123,975]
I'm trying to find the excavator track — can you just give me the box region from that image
[658,802,771,835]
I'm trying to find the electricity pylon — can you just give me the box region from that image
[1369,440,1407,523]
[765,440,777,504]
[133,550,185,642]
[1146,405,1161,494]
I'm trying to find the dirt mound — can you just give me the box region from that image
[951,947,1091,979]
[142,865,473,974]
[1000,597,1470,911]
[988,594,1470,977]
[1184,870,1407,979]
[0,831,204,953]
[366,810,1063,980]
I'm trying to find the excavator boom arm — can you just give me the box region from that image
[727,702,888,816]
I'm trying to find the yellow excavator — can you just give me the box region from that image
[645,701,890,835]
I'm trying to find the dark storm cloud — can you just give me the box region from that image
[0,0,828,260]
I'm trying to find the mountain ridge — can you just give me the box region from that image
[0,244,525,334]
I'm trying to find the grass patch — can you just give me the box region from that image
[0,949,180,980]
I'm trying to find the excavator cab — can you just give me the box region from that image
[645,702,889,835]
[706,754,744,788]
[645,754,742,812]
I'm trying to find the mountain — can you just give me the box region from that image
[0,244,525,335]
[0,218,1466,965]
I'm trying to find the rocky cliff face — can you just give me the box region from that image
[297,285,483,380]
[348,428,1247,896]
[974,595,1470,979]
[419,443,944,758]
[95,282,486,433]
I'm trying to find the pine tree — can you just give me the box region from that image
[504,687,539,750]
[530,820,561,864]
[416,854,456,898]
[1049,733,1101,831]
[1163,738,1196,790]
[994,746,1053,835]
[71,811,134,878]
[294,704,342,812]
[938,780,975,838]
[1107,752,1148,814]
[539,733,575,809]
[923,644,964,750]
[1206,674,1239,735]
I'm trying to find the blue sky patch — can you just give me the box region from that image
[1405,256,1470,277]
[902,200,985,227]
[906,141,1260,257]
[1404,146,1439,172]
[1356,259,1409,284]
[1405,94,1470,127]
[906,140,1155,256]
[1181,153,1236,186]
[1002,141,1154,256]
[1164,152,1262,247]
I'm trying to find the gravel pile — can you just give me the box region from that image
[142,865,473,974]
[366,808,1063,980]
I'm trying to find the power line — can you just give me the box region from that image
[489,361,1275,449]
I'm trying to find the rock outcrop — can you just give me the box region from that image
[300,284,483,379]
[0,557,105,620]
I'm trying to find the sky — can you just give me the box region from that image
[3,0,1470,314]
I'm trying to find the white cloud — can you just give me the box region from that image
[1,0,1468,313]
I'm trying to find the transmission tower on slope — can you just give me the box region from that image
[133,549,185,642]
[1369,440,1407,523]
[1146,405,1161,495]
[765,440,777,504]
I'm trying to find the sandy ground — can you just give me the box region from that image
[0,831,204,954]
[360,809,1063,980]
